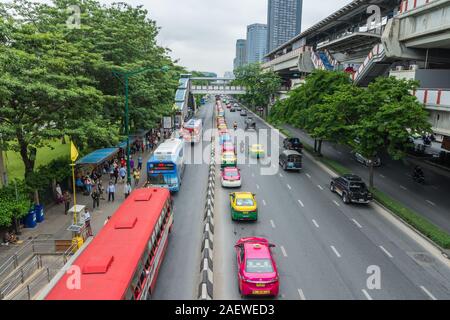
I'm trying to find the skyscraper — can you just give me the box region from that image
[267,0,303,53]
[246,24,268,64]
[234,39,247,70]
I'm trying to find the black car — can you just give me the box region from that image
[283,138,303,152]
[230,107,236,112]
[330,174,373,204]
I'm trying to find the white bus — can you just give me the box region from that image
[182,119,203,144]
[147,138,185,192]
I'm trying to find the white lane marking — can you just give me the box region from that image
[420,286,437,300]
[298,289,306,300]
[333,200,341,207]
[298,200,305,207]
[280,246,288,257]
[330,246,341,258]
[432,185,439,191]
[362,289,373,300]
[256,184,260,190]
[352,219,363,229]
[270,220,276,228]
[379,246,393,258]
[279,173,284,178]
[306,173,312,179]
[379,174,386,178]
[262,199,267,206]
[426,200,436,207]
[312,219,320,228]
[287,184,292,190]
[318,185,324,190]
[400,185,408,191]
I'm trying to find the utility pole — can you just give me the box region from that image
[0,148,7,187]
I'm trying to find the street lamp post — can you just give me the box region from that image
[113,66,170,183]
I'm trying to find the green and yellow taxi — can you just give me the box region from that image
[221,151,237,168]
[250,144,265,159]
[230,192,258,221]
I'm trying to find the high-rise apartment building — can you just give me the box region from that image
[267,0,303,53]
[246,24,268,64]
[233,39,247,70]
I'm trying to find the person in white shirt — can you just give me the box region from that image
[124,182,132,199]
[55,184,63,204]
[83,208,93,237]
[107,182,115,202]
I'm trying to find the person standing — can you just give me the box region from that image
[83,208,93,237]
[107,182,115,202]
[114,166,119,185]
[124,181,132,199]
[63,191,71,215]
[137,155,143,171]
[55,184,63,204]
[91,187,100,210]
[130,158,135,171]
[98,181,105,200]
[133,169,140,187]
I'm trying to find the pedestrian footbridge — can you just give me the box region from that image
[190,84,246,95]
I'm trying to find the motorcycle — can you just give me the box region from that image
[412,172,425,184]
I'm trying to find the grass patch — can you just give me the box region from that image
[4,138,70,181]
[370,188,450,249]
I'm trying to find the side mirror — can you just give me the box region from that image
[252,193,256,197]
[269,244,276,248]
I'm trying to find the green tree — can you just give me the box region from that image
[234,63,281,115]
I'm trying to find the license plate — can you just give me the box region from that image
[359,199,364,202]
[252,290,270,295]
[256,283,266,287]
[242,212,248,215]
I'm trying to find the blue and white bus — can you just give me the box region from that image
[147,139,185,192]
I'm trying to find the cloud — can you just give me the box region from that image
[33,0,354,75]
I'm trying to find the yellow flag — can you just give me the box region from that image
[70,141,79,162]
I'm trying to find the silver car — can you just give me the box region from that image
[353,152,381,167]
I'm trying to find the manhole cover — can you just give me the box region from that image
[408,252,435,265]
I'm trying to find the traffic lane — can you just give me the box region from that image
[284,125,450,233]
[152,102,213,299]
[242,109,450,299]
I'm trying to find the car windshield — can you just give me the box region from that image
[236,198,254,206]
[349,182,367,192]
[224,154,235,159]
[291,138,301,144]
[245,258,274,273]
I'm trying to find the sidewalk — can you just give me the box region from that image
[0,146,156,267]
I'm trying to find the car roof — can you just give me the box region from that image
[234,192,254,199]
[223,151,235,156]
[282,150,302,156]
[244,242,271,259]
[224,167,238,172]
[342,174,362,181]
[252,144,263,147]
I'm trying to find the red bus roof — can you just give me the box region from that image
[45,188,170,300]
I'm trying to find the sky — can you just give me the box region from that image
[31,0,353,75]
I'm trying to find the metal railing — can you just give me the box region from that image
[399,0,437,14]
[352,43,386,82]
[0,239,76,300]
[414,88,450,108]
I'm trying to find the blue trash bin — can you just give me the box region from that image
[24,209,37,228]
[35,204,44,223]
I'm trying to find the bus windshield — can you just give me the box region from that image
[148,173,178,186]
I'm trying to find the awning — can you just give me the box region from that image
[117,137,137,149]
[76,148,119,165]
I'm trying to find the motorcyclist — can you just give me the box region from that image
[233,121,238,130]
[413,166,424,180]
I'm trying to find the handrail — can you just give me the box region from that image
[0,238,35,280]
[352,43,385,82]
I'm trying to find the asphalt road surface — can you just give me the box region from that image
[213,105,450,300]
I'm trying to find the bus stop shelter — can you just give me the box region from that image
[75,148,120,177]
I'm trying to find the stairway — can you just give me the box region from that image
[318,51,334,70]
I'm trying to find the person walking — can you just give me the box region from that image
[130,158,135,171]
[124,181,132,199]
[107,182,116,202]
[98,181,105,200]
[137,155,143,171]
[91,187,100,210]
[83,208,93,237]
[119,166,127,183]
[114,166,119,184]
[63,191,71,215]
[133,169,140,187]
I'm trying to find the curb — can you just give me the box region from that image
[198,112,217,300]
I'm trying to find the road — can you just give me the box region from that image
[214,105,450,300]
[152,100,214,299]
[284,124,450,234]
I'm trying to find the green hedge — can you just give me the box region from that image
[0,182,32,228]
[370,188,450,249]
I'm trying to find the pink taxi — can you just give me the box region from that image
[222,142,236,154]
[221,167,241,188]
[235,237,279,298]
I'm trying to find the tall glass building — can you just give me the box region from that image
[246,24,268,64]
[233,39,247,70]
[267,0,303,53]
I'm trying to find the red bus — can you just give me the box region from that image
[44,188,173,300]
